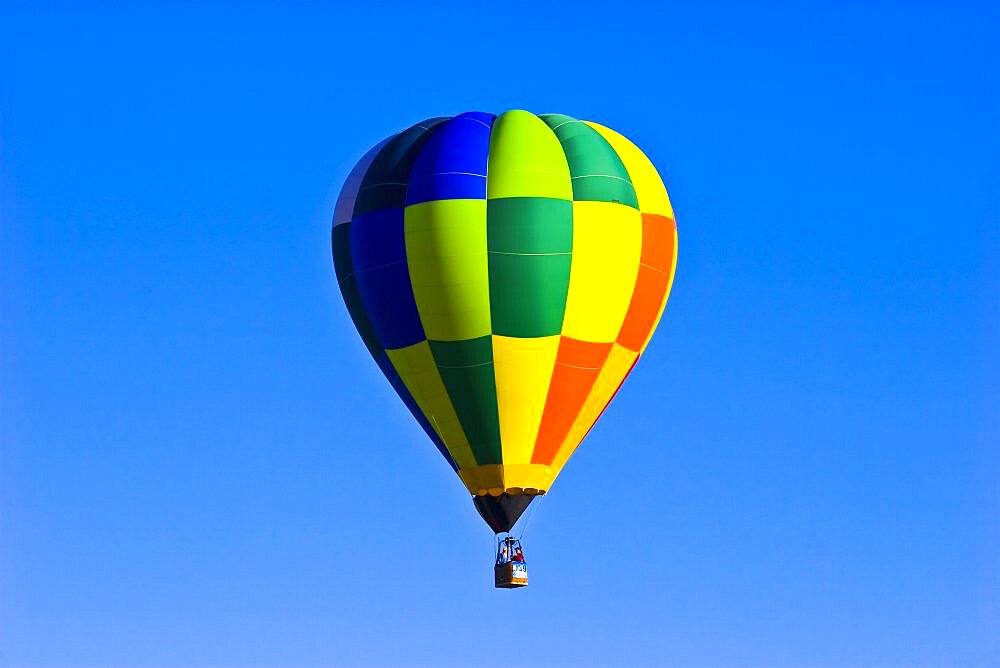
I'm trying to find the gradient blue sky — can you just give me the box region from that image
[2,2,997,667]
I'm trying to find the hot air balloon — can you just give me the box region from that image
[331,110,677,587]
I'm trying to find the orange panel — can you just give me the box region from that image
[530,337,613,465]
[557,335,613,367]
[616,213,676,351]
[640,214,676,271]
[616,264,671,352]
[641,226,679,353]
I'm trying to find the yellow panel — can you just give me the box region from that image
[562,201,642,342]
[641,227,680,353]
[385,342,478,468]
[583,121,673,218]
[549,343,638,479]
[492,335,560,465]
[459,463,555,495]
[405,200,491,341]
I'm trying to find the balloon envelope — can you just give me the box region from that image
[332,110,677,532]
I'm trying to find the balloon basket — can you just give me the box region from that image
[494,561,529,588]
[494,536,528,588]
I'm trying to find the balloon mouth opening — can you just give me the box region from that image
[474,493,537,534]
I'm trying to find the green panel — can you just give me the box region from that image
[406,199,491,341]
[538,113,575,128]
[489,253,571,337]
[487,197,573,254]
[539,113,639,208]
[429,337,502,465]
[486,194,573,337]
[487,110,572,200]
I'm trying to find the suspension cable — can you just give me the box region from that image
[517,495,541,542]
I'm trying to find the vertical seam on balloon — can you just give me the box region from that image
[484,112,512,474]
[602,132,647,347]
[541,110,574,339]
[483,110,498,474]
[550,119,641,344]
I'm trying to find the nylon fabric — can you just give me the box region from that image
[331,110,677,507]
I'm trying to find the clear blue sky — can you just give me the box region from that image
[1,2,997,666]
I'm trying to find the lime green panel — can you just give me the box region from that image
[487,110,572,200]
[406,200,491,341]
[487,198,573,254]
[539,113,639,208]
[429,336,502,465]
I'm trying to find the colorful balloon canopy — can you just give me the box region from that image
[332,110,677,532]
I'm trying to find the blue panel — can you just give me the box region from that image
[351,208,425,350]
[355,262,423,350]
[405,112,495,205]
[350,208,406,271]
[374,351,459,472]
[332,224,381,356]
[405,172,486,203]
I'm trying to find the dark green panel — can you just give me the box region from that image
[338,271,381,357]
[539,113,639,208]
[331,224,354,284]
[487,197,573,254]
[429,337,502,465]
[486,194,573,338]
[430,334,492,366]
[489,253,571,337]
